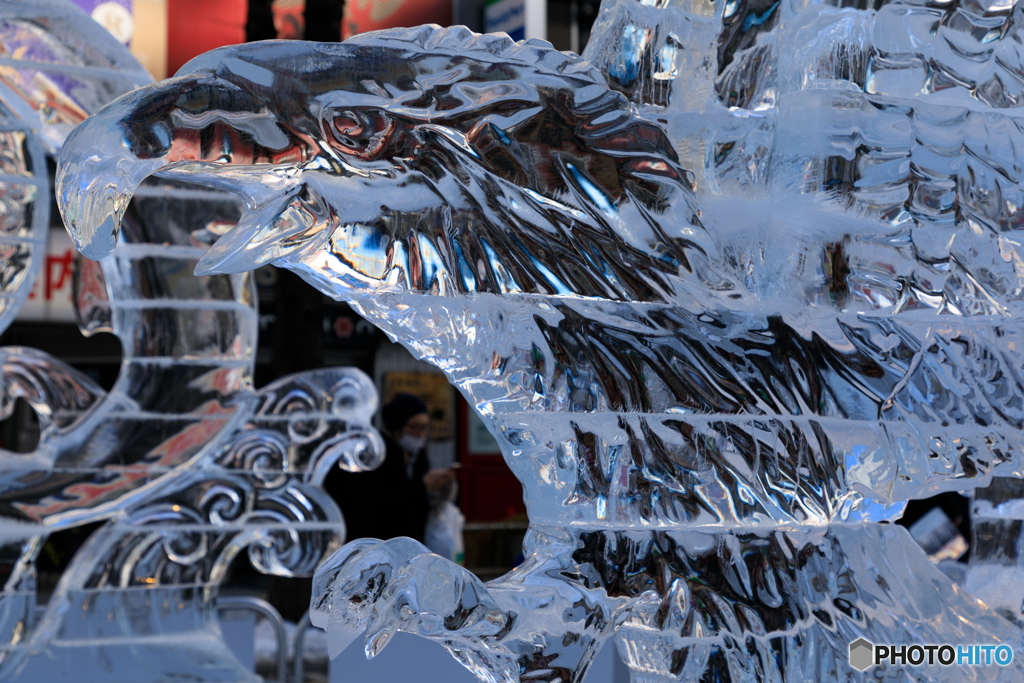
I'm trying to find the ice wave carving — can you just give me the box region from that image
[0,2,386,680]
[1,177,384,682]
[0,0,151,673]
[56,1,1024,681]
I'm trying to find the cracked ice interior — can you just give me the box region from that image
[54,0,1024,681]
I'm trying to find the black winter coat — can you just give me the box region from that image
[324,433,430,543]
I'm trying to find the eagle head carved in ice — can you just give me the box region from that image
[59,26,703,306]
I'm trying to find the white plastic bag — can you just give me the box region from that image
[424,501,465,565]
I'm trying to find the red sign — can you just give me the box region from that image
[456,397,525,522]
[167,0,247,76]
[20,230,76,322]
[343,0,451,39]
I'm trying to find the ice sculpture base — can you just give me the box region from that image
[313,521,1022,683]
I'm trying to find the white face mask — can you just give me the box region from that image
[397,433,426,454]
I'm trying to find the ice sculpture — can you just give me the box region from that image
[0,2,385,681]
[968,478,1024,629]
[0,0,149,672]
[55,0,1024,680]
[4,179,383,683]
[0,0,147,336]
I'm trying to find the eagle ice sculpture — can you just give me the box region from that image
[57,1,1024,680]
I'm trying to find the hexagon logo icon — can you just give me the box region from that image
[849,638,874,671]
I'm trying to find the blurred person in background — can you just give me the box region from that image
[326,392,456,543]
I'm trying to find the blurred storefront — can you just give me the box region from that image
[67,0,598,80]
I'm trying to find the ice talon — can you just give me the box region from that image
[312,531,628,683]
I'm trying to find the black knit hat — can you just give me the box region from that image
[381,393,428,432]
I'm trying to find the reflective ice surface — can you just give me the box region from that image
[0,1,385,680]
[0,1,150,674]
[0,0,151,336]
[56,1,1024,681]
[4,179,383,682]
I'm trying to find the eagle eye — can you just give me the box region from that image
[326,108,396,161]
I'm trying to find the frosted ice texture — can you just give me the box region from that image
[0,2,385,680]
[55,1,1024,681]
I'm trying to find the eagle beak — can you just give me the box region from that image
[56,72,298,261]
[194,228,259,276]
[195,181,338,276]
[55,97,168,260]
